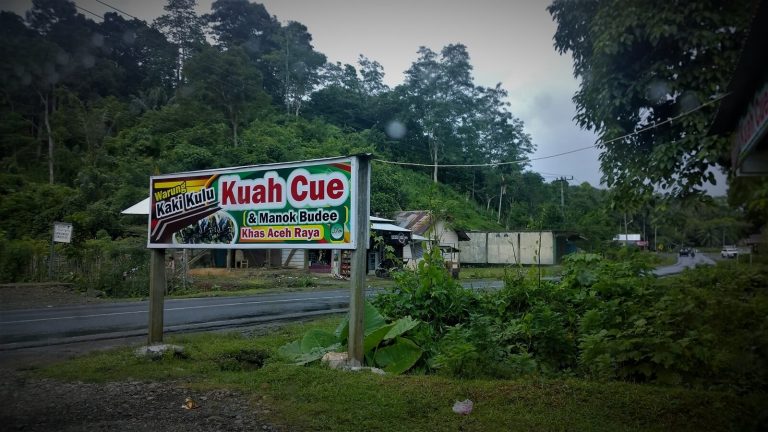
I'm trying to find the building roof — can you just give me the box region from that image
[393,211,434,236]
[370,216,395,223]
[371,222,410,233]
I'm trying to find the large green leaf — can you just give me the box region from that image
[277,340,303,362]
[384,316,420,340]
[334,301,388,344]
[373,337,423,374]
[364,323,394,353]
[294,343,342,365]
[300,329,338,353]
[335,316,349,344]
[363,301,387,335]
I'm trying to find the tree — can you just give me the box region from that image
[358,55,388,96]
[548,0,755,203]
[403,45,475,183]
[183,47,268,146]
[263,21,326,116]
[99,12,177,95]
[154,0,207,85]
[206,0,279,54]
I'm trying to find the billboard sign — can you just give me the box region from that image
[148,156,362,249]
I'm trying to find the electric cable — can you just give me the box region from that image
[373,93,729,168]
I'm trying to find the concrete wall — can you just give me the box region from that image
[461,232,488,263]
[460,231,555,265]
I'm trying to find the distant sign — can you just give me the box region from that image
[53,222,73,243]
[147,156,362,250]
[734,82,768,170]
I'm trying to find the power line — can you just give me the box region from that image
[75,4,103,21]
[93,0,141,21]
[373,93,729,169]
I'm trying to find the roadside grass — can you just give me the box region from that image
[166,269,396,299]
[37,317,763,432]
[459,265,562,280]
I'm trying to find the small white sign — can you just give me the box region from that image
[53,222,73,243]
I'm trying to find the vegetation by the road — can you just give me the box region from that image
[2,0,763,294]
[39,317,763,432]
[39,252,768,431]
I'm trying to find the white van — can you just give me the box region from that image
[721,246,738,258]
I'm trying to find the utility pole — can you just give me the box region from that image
[624,213,629,248]
[497,175,505,224]
[558,176,573,220]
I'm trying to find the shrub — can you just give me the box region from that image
[373,247,478,336]
[0,233,48,282]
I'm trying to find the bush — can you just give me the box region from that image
[65,237,150,297]
[373,247,478,337]
[374,250,768,392]
[0,233,48,282]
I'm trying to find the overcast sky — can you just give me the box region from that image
[3,0,728,194]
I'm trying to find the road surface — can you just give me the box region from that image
[1,259,711,350]
[0,290,351,349]
[651,252,715,277]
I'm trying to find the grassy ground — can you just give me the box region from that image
[167,268,396,298]
[38,317,763,432]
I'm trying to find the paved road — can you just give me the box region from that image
[0,290,351,349]
[652,252,715,277]
[0,259,710,350]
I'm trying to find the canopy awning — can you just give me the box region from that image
[121,197,150,215]
[371,222,410,232]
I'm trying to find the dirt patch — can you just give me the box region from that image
[0,369,278,431]
[0,283,111,311]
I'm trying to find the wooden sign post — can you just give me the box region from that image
[348,155,370,365]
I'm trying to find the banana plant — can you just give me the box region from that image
[278,302,423,374]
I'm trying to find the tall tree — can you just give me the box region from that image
[403,45,475,182]
[548,0,755,203]
[264,21,326,116]
[183,47,268,146]
[154,0,207,85]
[358,55,388,96]
[206,0,279,54]
[99,12,177,95]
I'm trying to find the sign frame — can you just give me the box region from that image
[147,156,362,250]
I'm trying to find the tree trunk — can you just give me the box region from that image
[39,91,54,184]
[497,184,505,224]
[432,142,438,183]
[231,110,238,147]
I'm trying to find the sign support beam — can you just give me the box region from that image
[148,248,166,344]
[348,155,370,365]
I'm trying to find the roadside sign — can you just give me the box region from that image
[147,156,362,250]
[53,222,73,243]
[657,243,664,251]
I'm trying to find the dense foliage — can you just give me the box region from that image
[548,0,756,203]
[374,250,768,393]
[0,0,757,287]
